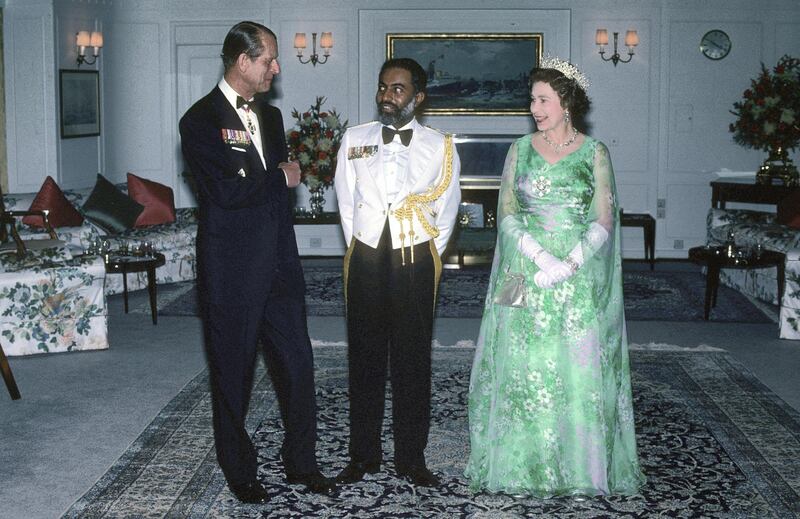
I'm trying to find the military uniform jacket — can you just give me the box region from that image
[334,119,461,256]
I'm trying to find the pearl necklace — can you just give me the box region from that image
[541,128,578,153]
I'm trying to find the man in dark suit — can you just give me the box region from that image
[179,21,335,504]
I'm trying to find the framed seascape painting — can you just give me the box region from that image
[386,33,543,115]
[59,69,101,138]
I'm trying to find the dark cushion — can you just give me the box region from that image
[82,174,144,234]
[127,173,176,227]
[777,190,800,229]
[22,176,84,228]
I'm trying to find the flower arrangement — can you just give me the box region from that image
[286,96,347,191]
[729,55,800,152]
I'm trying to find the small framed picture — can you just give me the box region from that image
[458,202,485,228]
[59,69,100,138]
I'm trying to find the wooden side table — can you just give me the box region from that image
[105,252,166,324]
[710,179,800,209]
[688,245,784,320]
[620,211,656,270]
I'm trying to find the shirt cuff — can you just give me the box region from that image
[280,168,289,186]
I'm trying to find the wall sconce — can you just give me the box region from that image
[76,30,103,67]
[596,28,638,66]
[294,32,333,66]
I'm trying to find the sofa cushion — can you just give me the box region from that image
[82,174,144,234]
[777,190,800,229]
[127,173,176,227]
[22,176,84,228]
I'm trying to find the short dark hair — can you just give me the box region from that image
[529,67,591,123]
[221,21,276,71]
[380,58,427,94]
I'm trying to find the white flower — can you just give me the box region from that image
[305,176,321,190]
[298,151,312,166]
[326,114,340,127]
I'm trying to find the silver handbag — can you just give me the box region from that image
[493,271,528,308]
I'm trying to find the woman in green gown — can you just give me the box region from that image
[465,58,646,498]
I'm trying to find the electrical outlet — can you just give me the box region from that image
[673,239,684,249]
[310,237,322,248]
[657,198,666,218]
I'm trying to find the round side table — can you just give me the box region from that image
[688,245,784,320]
[105,252,166,324]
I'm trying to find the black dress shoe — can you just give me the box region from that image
[286,470,338,496]
[396,465,440,487]
[229,481,270,504]
[336,461,381,484]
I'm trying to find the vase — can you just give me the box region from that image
[756,145,799,186]
[309,187,326,217]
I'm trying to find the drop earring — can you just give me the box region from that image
[564,109,571,123]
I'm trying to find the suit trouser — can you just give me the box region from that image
[201,270,318,485]
[343,222,440,469]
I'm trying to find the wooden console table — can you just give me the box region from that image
[620,211,656,270]
[710,179,800,209]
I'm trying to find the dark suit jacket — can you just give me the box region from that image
[179,86,303,308]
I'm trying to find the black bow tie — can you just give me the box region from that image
[236,96,253,110]
[382,126,413,146]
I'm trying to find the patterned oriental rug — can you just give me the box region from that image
[63,346,800,518]
[148,267,775,323]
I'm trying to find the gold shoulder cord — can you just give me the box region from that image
[393,134,454,265]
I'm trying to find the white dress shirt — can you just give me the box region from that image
[381,120,413,204]
[218,78,265,169]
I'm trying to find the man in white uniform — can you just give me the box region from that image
[334,58,461,487]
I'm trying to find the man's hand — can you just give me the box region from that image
[279,161,302,188]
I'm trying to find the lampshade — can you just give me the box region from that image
[320,32,333,49]
[76,31,91,47]
[294,32,307,49]
[90,31,103,48]
[595,29,609,46]
[624,30,639,47]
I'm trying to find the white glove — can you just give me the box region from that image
[533,270,557,289]
[565,222,610,271]
[518,234,572,282]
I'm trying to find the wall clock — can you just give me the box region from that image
[700,30,731,60]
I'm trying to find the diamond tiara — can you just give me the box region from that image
[539,56,590,91]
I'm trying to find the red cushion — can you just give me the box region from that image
[126,172,176,227]
[777,190,800,229]
[22,176,84,228]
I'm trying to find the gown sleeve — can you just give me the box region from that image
[573,141,617,263]
[496,141,528,257]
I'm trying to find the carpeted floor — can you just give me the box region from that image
[63,345,800,518]
[146,267,775,323]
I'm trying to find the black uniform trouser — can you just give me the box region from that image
[201,270,318,486]
[343,221,440,469]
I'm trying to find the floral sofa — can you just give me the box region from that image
[2,184,198,296]
[707,208,800,339]
[0,245,108,356]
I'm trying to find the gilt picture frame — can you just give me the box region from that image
[386,33,543,115]
[59,69,100,138]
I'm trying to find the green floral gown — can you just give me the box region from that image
[465,135,646,497]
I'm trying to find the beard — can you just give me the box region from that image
[378,99,416,127]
